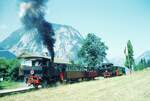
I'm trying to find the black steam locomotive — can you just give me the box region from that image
[19,55,98,88]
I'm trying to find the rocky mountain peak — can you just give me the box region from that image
[0,23,83,61]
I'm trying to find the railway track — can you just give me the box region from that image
[0,86,35,97]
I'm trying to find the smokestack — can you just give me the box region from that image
[19,0,55,62]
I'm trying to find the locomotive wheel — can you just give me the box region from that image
[33,84,39,89]
[24,77,31,86]
[24,77,28,83]
[42,81,48,88]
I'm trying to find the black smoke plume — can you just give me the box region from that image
[19,0,55,62]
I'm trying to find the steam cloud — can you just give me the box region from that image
[19,0,55,62]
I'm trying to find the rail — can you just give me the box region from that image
[0,86,34,97]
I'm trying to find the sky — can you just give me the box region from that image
[0,0,150,60]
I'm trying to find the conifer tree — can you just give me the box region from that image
[124,40,135,70]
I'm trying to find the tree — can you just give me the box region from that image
[8,59,20,81]
[124,40,135,70]
[78,33,108,70]
[146,59,150,67]
[0,58,20,81]
[134,59,146,71]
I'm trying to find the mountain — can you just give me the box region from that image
[136,51,150,63]
[0,47,16,59]
[0,23,83,61]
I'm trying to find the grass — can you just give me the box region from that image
[0,81,23,90]
[1,69,150,101]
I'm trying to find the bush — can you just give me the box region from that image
[0,58,20,81]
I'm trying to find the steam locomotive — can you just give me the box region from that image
[19,55,98,88]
